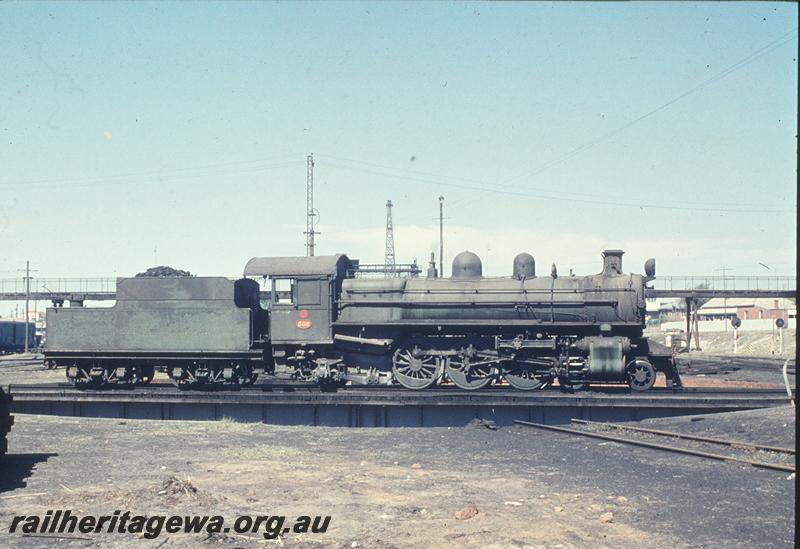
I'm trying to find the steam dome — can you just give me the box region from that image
[513,253,535,279]
[451,251,483,279]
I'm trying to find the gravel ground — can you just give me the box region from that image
[0,406,795,548]
[646,329,796,360]
[675,355,795,386]
[0,358,64,388]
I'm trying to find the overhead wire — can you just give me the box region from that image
[321,160,794,214]
[318,153,795,210]
[315,29,797,215]
[3,30,794,208]
[485,28,798,194]
[2,158,305,192]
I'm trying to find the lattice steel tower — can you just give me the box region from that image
[304,153,319,256]
[384,200,396,277]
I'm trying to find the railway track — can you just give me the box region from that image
[514,418,795,473]
[6,380,793,428]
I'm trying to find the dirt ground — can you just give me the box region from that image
[1,405,795,548]
[674,354,795,389]
[0,354,795,547]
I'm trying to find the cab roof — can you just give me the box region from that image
[243,254,351,278]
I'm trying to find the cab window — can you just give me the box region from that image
[297,280,321,305]
[273,278,295,304]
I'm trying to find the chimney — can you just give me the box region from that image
[602,249,624,276]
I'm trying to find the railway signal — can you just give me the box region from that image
[776,318,785,354]
[731,316,741,354]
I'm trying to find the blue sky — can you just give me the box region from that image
[1,1,796,283]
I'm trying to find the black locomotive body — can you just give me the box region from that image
[44,249,681,391]
[245,249,680,391]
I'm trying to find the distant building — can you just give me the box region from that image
[698,297,793,322]
[645,297,682,325]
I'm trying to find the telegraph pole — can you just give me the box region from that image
[304,154,320,256]
[384,200,396,277]
[438,196,444,277]
[18,261,36,354]
[25,261,30,353]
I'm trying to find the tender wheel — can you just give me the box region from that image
[445,351,494,390]
[168,365,196,389]
[136,365,155,385]
[627,359,656,392]
[66,363,100,389]
[235,363,253,387]
[392,347,442,390]
[503,362,547,391]
[243,372,258,386]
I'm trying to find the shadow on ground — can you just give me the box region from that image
[0,453,57,493]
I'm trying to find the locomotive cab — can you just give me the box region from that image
[244,254,352,344]
[243,254,353,383]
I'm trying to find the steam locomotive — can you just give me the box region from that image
[43,249,682,391]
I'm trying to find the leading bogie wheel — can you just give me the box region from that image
[627,359,656,392]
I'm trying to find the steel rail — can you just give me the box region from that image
[570,418,795,454]
[513,420,795,473]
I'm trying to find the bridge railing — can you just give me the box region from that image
[0,277,117,295]
[651,276,796,293]
[0,274,796,298]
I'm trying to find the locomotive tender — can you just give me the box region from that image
[45,277,265,386]
[44,249,682,391]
